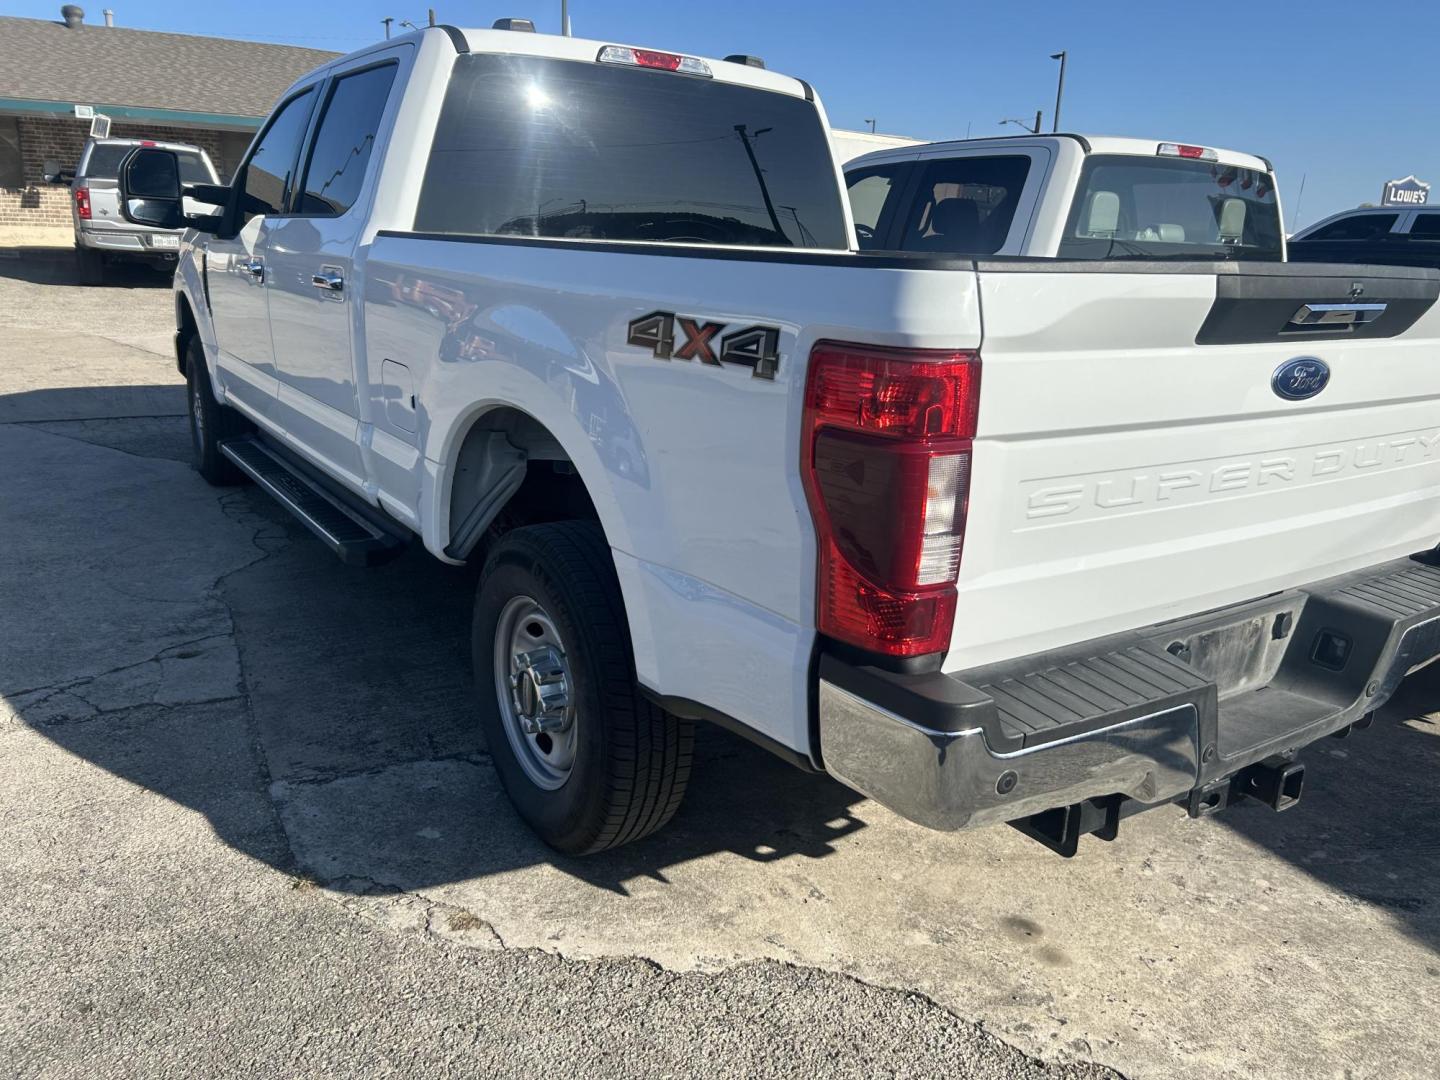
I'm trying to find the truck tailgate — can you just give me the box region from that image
[951,261,1440,671]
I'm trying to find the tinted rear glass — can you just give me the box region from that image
[416,54,848,248]
[1412,214,1440,239]
[1058,154,1282,260]
[84,144,211,183]
[1303,214,1397,242]
[894,155,1031,254]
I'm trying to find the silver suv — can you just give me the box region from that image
[60,138,219,284]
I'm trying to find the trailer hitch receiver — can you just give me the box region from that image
[1240,760,1305,812]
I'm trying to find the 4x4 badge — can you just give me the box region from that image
[627,311,780,379]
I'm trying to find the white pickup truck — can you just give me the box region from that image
[117,23,1440,857]
[844,133,1284,259]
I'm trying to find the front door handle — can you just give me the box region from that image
[311,270,344,292]
[243,258,265,283]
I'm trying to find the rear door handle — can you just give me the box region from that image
[243,258,265,283]
[311,270,344,292]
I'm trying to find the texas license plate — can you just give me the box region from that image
[150,235,180,250]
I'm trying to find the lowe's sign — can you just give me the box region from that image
[1382,175,1430,207]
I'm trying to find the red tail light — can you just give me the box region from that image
[802,341,980,657]
[75,187,91,219]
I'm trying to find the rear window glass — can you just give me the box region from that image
[1058,155,1282,260]
[1408,213,1440,239]
[1303,214,1397,242]
[415,54,848,248]
[894,156,1031,254]
[84,144,212,183]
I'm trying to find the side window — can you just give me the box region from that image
[0,116,20,188]
[1304,214,1397,241]
[296,64,398,217]
[240,88,317,222]
[1409,213,1440,239]
[897,155,1032,255]
[846,166,907,249]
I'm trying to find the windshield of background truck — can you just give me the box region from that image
[416,54,849,248]
[84,144,213,184]
[1058,154,1282,260]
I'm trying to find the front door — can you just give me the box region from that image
[268,58,401,491]
[205,85,318,422]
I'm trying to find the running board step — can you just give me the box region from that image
[220,435,407,566]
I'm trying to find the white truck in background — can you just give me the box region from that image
[845,133,1284,258]
[830,127,919,166]
[116,23,1440,858]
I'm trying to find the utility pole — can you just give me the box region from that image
[1290,173,1308,234]
[382,16,393,39]
[427,8,435,26]
[1034,109,1043,135]
[1049,50,1067,132]
[561,0,572,35]
[735,125,785,238]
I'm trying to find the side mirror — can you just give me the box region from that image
[119,148,228,234]
[119,147,184,229]
[42,158,75,184]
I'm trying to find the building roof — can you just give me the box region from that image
[0,15,339,127]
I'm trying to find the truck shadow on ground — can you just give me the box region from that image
[7,387,1440,941]
[4,398,868,895]
[0,250,171,288]
[1215,664,1440,927]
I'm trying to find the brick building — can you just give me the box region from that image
[0,8,338,229]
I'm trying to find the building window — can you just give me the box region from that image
[0,116,22,188]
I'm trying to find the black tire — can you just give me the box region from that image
[75,246,105,286]
[184,335,251,485]
[473,521,693,854]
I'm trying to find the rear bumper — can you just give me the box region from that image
[77,227,180,258]
[818,553,1440,833]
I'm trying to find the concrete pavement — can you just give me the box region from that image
[2,254,1438,1079]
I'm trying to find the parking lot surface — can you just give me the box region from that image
[2,250,1438,1079]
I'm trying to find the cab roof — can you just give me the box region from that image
[847,133,1272,175]
[316,24,811,102]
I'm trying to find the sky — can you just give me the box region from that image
[9,0,1439,229]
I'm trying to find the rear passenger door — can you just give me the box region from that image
[267,54,403,491]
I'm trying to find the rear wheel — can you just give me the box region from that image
[473,521,693,854]
[75,246,105,286]
[184,335,250,485]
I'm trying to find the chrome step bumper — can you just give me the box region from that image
[818,554,1440,835]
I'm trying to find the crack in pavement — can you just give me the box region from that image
[271,751,494,790]
[5,632,235,703]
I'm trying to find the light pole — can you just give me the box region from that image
[864,118,876,133]
[561,0,571,35]
[999,112,1042,135]
[1049,51,1067,132]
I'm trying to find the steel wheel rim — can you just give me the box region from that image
[493,595,577,791]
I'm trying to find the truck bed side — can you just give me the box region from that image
[361,236,982,756]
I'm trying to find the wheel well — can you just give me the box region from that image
[176,294,199,375]
[447,407,599,561]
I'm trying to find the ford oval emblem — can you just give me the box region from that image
[1272,357,1330,401]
